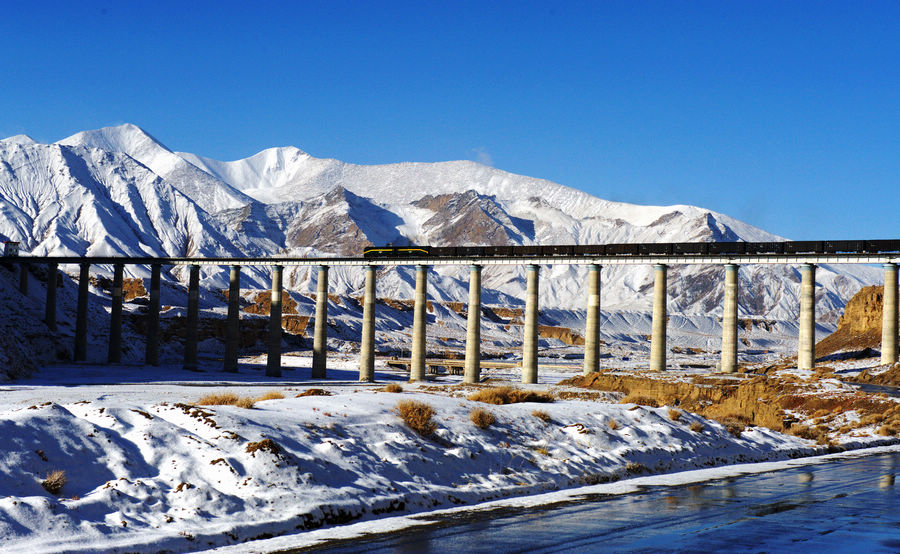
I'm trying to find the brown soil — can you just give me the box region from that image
[538,325,585,346]
[244,291,299,316]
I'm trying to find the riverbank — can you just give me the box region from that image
[1,355,897,553]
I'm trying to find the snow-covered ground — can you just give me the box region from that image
[2,354,898,553]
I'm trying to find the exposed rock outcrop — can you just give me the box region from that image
[816,285,898,357]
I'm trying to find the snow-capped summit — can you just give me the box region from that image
[58,124,253,214]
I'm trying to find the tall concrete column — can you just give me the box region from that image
[649,264,667,372]
[312,265,329,379]
[183,264,201,371]
[720,264,739,373]
[74,262,90,362]
[19,263,28,295]
[359,265,377,382]
[108,263,124,363]
[882,263,898,365]
[224,265,241,373]
[45,262,57,331]
[522,264,540,384]
[583,264,602,376]
[464,265,482,384]
[145,263,161,366]
[410,265,429,382]
[798,263,817,370]
[266,265,283,377]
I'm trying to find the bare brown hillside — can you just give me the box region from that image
[816,285,898,357]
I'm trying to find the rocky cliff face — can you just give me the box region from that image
[816,285,899,356]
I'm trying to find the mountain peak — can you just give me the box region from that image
[0,134,38,145]
[57,123,170,155]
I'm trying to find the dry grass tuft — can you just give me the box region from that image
[296,388,332,397]
[381,384,404,393]
[466,386,554,405]
[255,391,284,401]
[245,438,281,457]
[395,400,437,437]
[668,409,682,422]
[469,408,496,429]
[197,392,255,409]
[607,418,620,430]
[41,470,66,495]
[619,393,659,407]
[689,421,705,433]
[720,417,746,437]
[532,410,553,423]
[534,446,550,456]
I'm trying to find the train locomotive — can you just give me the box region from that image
[362,240,900,259]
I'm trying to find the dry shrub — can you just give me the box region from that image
[878,424,900,437]
[296,388,332,397]
[720,417,746,437]
[256,391,284,401]
[381,384,404,393]
[689,421,704,433]
[197,393,255,409]
[607,418,620,430]
[532,410,553,423]
[668,409,682,422]
[625,462,647,474]
[619,393,659,408]
[790,424,827,442]
[469,407,496,429]
[396,400,437,436]
[534,446,550,456]
[41,470,66,495]
[245,438,281,457]
[466,386,554,405]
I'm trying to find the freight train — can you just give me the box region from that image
[363,240,900,259]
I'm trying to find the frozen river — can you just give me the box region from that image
[312,451,900,553]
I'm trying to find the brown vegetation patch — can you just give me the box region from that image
[467,386,555,405]
[668,409,682,422]
[555,391,609,401]
[296,388,332,397]
[245,438,281,457]
[851,363,900,387]
[395,400,437,437]
[197,393,255,409]
[380,384,404,393]
[469,408,496,429]
[532,410,553,423]
[256,391,284,401]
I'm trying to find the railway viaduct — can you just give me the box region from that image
[4,249,900,382]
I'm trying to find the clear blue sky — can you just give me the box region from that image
[2,1,898,240]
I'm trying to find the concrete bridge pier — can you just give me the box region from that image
[882,263,898,365]
[224,265,241,373]
[522,264,540,384]
[410,265,429,382]
[798,263,816,370]
[183,264,201,371]
[312,265,329,379]
[19,263,28,295]
[464,264,482,384]
[359,265,377,382]
[649,264,667,372]
[720,264,739,373]
[583,264,601,376]
[145,263,161,366]
[74,262,90,362]
[108,263,124,363]
[45,262,57,331]
[267,265,283,377]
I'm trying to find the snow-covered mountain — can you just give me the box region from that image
[0,123,878,325]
